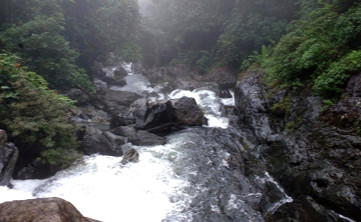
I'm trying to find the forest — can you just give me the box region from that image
[1,1,361,220]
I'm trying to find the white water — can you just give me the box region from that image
[1,62,294,222]
[256,172,293,214]
[0,139,194,222]
[0,62,234,220]
[168,89,232,129]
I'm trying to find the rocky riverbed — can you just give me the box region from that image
[0,61,360,222]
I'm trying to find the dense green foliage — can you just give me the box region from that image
[60,0,141,68]
[0,0,92,90]
[0,0,141,174]
[268,1,361,98]
[0,0,141,89]
[140,0,298,71]
[0,52,80,169]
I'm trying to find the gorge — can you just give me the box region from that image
[1,61,360,222]
[1,1,361,221]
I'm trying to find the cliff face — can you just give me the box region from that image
[235,70,361,221]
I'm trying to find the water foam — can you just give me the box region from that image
[1,142,191,222]
[168,89,230,129]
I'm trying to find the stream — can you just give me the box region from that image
[0,62,292,222]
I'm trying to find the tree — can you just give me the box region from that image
[0,0,93,90]
[0,52,80,176]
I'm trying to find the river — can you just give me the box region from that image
[0,62,292,221]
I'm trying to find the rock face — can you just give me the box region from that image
[172,96,204,126]
[235,70,361,221]
[113,97,204,130]
[0,129,18,186]
[0,197,95,222]
[138,101,177,130]
[101,90,141,113]
[80,125,124,156]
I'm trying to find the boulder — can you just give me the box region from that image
[102,90,141,113]
[0,129,18,186]
[109,98,148,129]
[130,99,149,128]
[112,126,138,142]
[80,125,124,156]
[121,148,139,165]
[137,101,177,130]
[172,96,204,126]
[0,197,95,222]
[112,126,166,146]
[114,66,128,80]
[94,67,126,87]
[110,113,135,129]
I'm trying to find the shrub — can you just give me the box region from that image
[0,52,80,170]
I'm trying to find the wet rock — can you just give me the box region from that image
[109,98,149,129]
[65,88,90,106]
[133,130,166,146]
[235,71,273,142]
[220,89,232,98]
[94,67,126,87]
[129,98,149,128]
[134,97,204,132]
[121,148,139,165]
[112,126,138,141]
[235,69,361,221]
[93,78,108,93]
[0,197,93,222]
[15,164,36,180]
[206,67,237,90]
[172,96,204,126]
[101,89,141,113]
[0,130,18,186]
[110,113,135,129]
[268,197,348,222]
[72,106,110,125]
[114,66,128,80]
[112,126,166,146]
[80,125,124,156]
[137,100,177,130]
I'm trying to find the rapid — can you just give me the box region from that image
[0,62,292,222]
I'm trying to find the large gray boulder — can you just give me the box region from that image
[172,96,204,126]
[102,90,141,113]
[114,66,128,80]
[110,96,204,135]
[0,129,18,186]
[138,101,177,130]
[80,125,125,156]
[0,197,97,222]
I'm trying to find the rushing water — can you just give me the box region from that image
[0,62,293,221]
